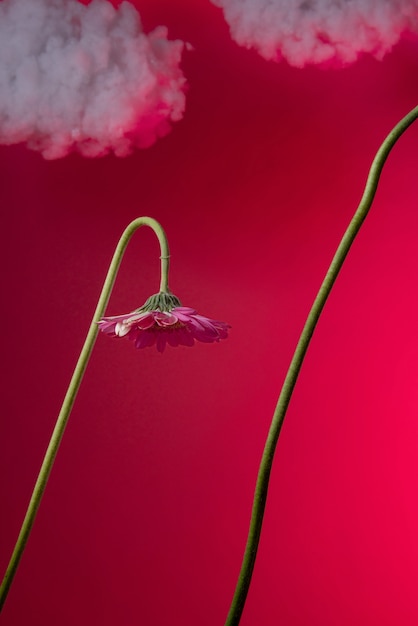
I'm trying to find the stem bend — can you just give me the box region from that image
[0,216,170,612]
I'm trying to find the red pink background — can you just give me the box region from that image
[1,1,418,624]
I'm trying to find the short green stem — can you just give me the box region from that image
[0,216,170,612]
[225,105,418,625]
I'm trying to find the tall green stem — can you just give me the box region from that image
[225,105,418,625]
[0,216,170,612]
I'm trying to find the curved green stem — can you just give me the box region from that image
[0,216,170,612]
[225,105,418,625]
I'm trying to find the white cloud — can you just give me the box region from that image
[0,0,187,158]
[211,0,418,66]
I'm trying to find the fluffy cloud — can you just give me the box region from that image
[0,0,186,158]
[211,0,418,66]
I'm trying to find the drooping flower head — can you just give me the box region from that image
[98,292,230,353]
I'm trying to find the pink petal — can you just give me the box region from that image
[173,311,193,323]
[99,312,135,323]
[166,330,180,347]
[156,332,167,353]
[97,320,117,335]
[135,312,157,330]
[133,330,156,349]
[154,311,178,326]
[98,311,146,334]
[188,316,219,338]
[212,320,230,339]
[115,321,133,337]
[172,307,197,316]
[175,328,195,347]
[193,331,218,343]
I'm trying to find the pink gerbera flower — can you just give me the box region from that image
[98,292,230,353]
